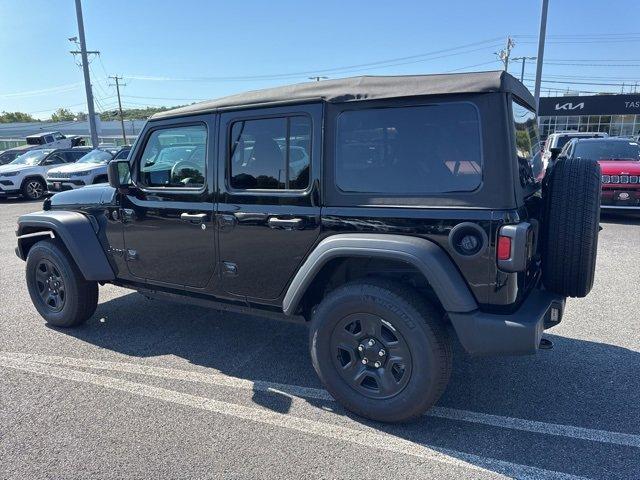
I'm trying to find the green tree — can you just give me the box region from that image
[0,111,38,123]
[50,108,76,122]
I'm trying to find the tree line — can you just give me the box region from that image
[0,105,183,124]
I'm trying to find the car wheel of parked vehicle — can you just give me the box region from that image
[21,178,46,200]
[542,158,601,298]
[25,240,98,327]
[309,279,451,422]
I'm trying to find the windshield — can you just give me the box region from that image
[77,149,114,164]
[10,150,50,165]
[574,141,640,161]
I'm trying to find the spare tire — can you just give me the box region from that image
[542,158,601,297]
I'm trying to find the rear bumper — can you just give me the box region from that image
[448,289,565,356]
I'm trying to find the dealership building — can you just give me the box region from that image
[538,93,640,141]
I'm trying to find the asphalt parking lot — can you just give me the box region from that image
[0,198,638,480]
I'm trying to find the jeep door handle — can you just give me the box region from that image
[180,213,207,224]
[267,217,304,230]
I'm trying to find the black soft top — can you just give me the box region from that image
[152,70,534,120]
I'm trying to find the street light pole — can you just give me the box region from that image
[73,0,99,147]
[534,0,549,109]
[109,75,127,145]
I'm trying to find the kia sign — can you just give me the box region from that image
[539,94,640,116]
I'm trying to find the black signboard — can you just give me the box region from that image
[539,94,640,116]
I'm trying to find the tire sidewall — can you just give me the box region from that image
[26,241,84,327]
[22,177,46,200]
[310,283,445,422]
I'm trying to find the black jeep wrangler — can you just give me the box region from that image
[16,71,601,422]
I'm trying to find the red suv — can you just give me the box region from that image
[560,137,640,211]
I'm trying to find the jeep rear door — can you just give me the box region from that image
[217,104,322,302]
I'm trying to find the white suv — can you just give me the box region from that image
[0,147,90,200]
[46,146,131,193]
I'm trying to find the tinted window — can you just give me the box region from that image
[113,148,131,160]
[44,153,66,165]
[512,101,540,185]
[63,150,87,162]
[53,133,65,140]
[44,135,54,144]
[335,104,481,194]
[229,116,311,190]
[138,124,207,188]
[574,140,640,161]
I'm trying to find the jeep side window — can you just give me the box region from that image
[229,116,311,190]
[335,103,482,194]
[512,100,540,187]
[138,124,207,188]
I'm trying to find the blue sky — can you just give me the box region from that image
[1,0,639,119]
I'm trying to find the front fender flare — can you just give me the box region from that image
[16,210,115,281]
[282,234,478,315]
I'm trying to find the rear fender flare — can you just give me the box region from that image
[16,210,115,281]
[282,234,478,315]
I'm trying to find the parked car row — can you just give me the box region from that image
[0,131,85,166]
[0,144,130,200]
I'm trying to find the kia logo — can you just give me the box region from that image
[619,192,630,200]
[555,102,585,111]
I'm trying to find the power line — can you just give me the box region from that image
[123,37,505,83]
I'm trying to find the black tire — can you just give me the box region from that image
[21,177,46,200]
[25,240,98,327]
[542,158,601,298]
[309,279,451,423]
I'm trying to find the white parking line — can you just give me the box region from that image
[0,356,588,480]
[2,351,639,449]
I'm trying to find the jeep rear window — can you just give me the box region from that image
[335,103,481,194]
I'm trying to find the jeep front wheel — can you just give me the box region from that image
[309,279,451,423]
[26,240,98,327]
[21,177,47,200]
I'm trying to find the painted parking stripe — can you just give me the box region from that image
[0,356,587,480]
[2,352,639,449]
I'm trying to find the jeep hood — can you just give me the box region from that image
[598,160,640,175]
[49,183,116,208]
[0,164,36,174]
[49,163,106,175]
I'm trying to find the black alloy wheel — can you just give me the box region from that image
[34,258,66,312]
[330,313,412,400]
[310,279,452,423]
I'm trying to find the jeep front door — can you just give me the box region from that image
[217,104,322,302]
[121,119,217,289]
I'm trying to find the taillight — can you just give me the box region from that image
[497,235,512,261]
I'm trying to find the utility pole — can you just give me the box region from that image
[534,0,549,109]
[109,75,127,145]
[496,36,515,71]
[308,76,328,82]
[512,56,537,83]
[72,0,99,147]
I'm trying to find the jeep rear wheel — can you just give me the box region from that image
[26,240,98,327]
[22,178,46,200]
[309,279,451,423]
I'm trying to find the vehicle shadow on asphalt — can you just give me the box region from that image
[47,291,640,479]
[601,212,640,225]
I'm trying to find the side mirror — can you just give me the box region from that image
[108,159,131,189]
